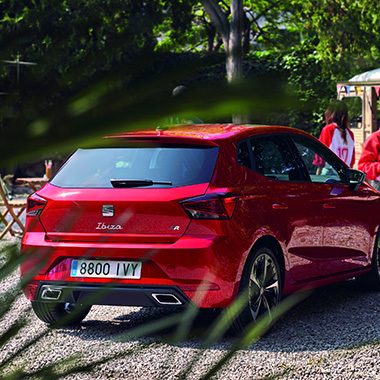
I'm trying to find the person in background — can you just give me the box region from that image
[314,100,355,172]
[358,129,380,191]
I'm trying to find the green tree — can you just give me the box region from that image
[156,0,301,123]
[281,0,380,78]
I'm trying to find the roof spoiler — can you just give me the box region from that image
[103,134,219,147]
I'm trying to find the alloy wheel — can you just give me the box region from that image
[248,253,280,321]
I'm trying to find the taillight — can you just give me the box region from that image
[27,194,47,216]
[181,194,238,220]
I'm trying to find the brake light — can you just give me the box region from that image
[181,194,237,220]
[27,194,47,216]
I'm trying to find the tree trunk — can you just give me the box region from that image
[201,0,247,124]
[228,0,245,124]
[227,0,243,84]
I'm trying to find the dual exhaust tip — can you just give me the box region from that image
[41,286,62,301]
[40,286,182,306]
[151,293,182,305]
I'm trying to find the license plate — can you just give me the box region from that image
[71,260,142,279]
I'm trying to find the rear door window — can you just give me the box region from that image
[51,146,219,188]
[291,135,347,184]
[250,136,302,181]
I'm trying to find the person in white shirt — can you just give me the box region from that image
[314,101,355,172]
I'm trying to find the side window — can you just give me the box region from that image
[250,137,301,181]
[292,136,347,184]
[237,140,251,168]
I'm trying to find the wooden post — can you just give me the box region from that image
[363,86,378,143]
[370,87,378,134]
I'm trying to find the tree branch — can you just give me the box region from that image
[200,0,230,44]
[214,37,223,51]
[254,0,283,23]
[251,17,265,37]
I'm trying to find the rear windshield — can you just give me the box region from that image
[51,146,219,188]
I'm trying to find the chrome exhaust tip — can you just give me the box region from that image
[152,293,182,305]
[40,286,62,301]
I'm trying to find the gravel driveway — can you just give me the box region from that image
[1,239,380,380]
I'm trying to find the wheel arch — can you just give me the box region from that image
[233,235,287,299]
[249,236,286,279]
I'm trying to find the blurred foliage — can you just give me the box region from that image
[0,54,297,165]
[1,0,380,165]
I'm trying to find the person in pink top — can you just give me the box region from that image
[358,130,380,190]
[314,101,355,173]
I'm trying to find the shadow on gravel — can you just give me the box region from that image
[60,280,380,353]
[61,306,224,343]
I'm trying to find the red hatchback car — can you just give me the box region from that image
[20,124,380,328]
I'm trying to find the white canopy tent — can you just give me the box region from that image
[349,68,380,83]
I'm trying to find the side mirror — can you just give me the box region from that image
[348,169,366,191]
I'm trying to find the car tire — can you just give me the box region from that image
[233,246,282,333]
[31,301,91,327]
[356,238,380,291]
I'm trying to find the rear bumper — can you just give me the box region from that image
[35,282,190,307]
[20,231,247,308]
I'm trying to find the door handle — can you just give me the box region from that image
[323,203,336,209]
[272,203,288,210]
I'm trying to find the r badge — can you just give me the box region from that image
[102,205,114,217]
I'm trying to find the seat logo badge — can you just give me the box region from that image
[96,222,122,230]
[171,225,180,231]
[102,205,114,217]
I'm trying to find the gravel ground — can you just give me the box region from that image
[1,238,380,380]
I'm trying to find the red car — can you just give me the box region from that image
[20,124,380,328]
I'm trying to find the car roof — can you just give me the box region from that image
[106,124,314,145]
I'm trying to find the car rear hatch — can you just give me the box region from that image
[37,141,219,243]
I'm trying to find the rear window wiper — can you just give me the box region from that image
[110,179,173,188]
